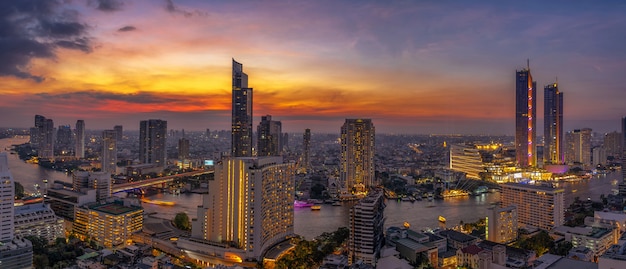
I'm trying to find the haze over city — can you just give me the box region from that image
[1,0,625,134]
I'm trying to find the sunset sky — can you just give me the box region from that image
[1,0,625,134]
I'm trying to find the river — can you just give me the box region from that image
[1,137,621,240]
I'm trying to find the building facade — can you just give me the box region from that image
[449,144,485,180]
[74,199,143,248]
[302,128,311,171]
[0,152,15,242]
[565,128,592,168]
[101,129,117,174]
[232,59,253,157]
[139,119,167,167]
[257,115,282,156]
[515,64,537,168]
[500,183,564,230]
[544,82,563,165]
[191,156,295,260]
[14,203,64,243]
[75,120,85,158]
[486,205,518,244]
[340,119,375,192]
[348,190,385,266]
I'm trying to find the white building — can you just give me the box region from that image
[500,183,564,230]
[449,144,484,180]
[14,203,64,243]
[486,205,518,244]
[0,152,14,242]
[553,226,618,259]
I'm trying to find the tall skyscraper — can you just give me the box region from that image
[72,171,111,202]
[56,125,72,149]
[0,152,15,242]
[178,137,190,160]
[114,125,123,141]
[348,190,385,266]
[544,82,563,165]
[139,119,167,166]
[622,117,626,181]
[257,115,282,156]
[515,62,537,167]
[101,130,117,174]
[232,59,253,157]
[31,115,46,147]
[302,129,311,171]
[75,120,85,158]
[500,183,564,230]
[604,131,622,159]
[40,118,55,158]
[340,119,375,192]
[189,156,295,260]
[565,128,592,168]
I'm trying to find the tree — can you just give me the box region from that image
[174,212,191,231]
[25,236,48,255]
[14,182,25,199]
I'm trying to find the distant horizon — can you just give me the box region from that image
[1,1,625,135]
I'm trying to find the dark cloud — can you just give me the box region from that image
[164,0,205,17]
[117,25,137,32]
[0,1,92,82]
[91,0,124,12]
[35,90,184,105]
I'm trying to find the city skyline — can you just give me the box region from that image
[0,1,625,134]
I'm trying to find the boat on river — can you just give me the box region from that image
[311,205,321,211]
[438,216,446,223]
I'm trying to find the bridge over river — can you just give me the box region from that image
[112,170,213,193]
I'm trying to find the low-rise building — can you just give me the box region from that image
[553,226,618,259]
[438,229,480,250]
[0,237,33,269]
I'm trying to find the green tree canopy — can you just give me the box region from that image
[174,212,191,231]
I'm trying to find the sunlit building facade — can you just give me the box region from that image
[257,115,282,156]
[101,129,117,174]
[232,59,253,157]
[500,183,564,230]
[139,119,167,167]
[486,205,518,244]
[515,64,537,168]
[340,119,375,193]
[348,190,385,266]
[544,82,563,165]
[190,156,295,260]
[74,199,143,248]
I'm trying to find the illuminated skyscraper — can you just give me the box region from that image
[257,115,282,156]
[188,156,295,261]
[75,120,85,158]
[565,128,592,168]
[515,62,537,167]
[302,129,311,171]
[232,59,253,157]
[178,137,190,160]
[544,82,563,164]
[101,130,117,174]
[139,119,167,167]
[622,117,626,181]
[340,119,375,192]
[37,117,55,158]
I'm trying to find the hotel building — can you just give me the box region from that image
[449,144,485,180]
[500,183,564,230]
[232,59,253,157]
[74,199,143,248]
[486,205,518,244]
[515,63,537,167]
[348,190,385,266]
[184,156,295,262]
[340,119,375,192]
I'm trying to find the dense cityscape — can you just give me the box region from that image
[1,1,626,269]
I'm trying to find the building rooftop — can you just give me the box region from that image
[396,238,435,252]
[502,182,564,193]
[460,244,483,255]
[14,203,51,215]
[439,229,479,243]
[87,200,142,215]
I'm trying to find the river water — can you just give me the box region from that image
[1,137,621,239]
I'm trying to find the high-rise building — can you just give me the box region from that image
[604,131,622,159]
[340,119,375,192]
[187,156,295,261]
[31,115,46,147]
[178,137,190,160]
[114,125,123,141]
[500,183,564,230]
[232,59,253,157]
[282,132,289,151]
[257,115,282,156]
[622,117,626,181]
[348,190,385,266]
[13,203,64,243]
[565,128,592,168]
[39,118,55,158]
[56,125,73,153]
[449,144,484,180]
[593,146,607,166]
[75,120,85,158]
[302,129,311,171]
[139,119,167,167]
[0,152,15,242]
[486,205,518,244]
[102,129,117,174]
[515,63,537,167]
[544,82,563,165]
[73,171,112,202]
